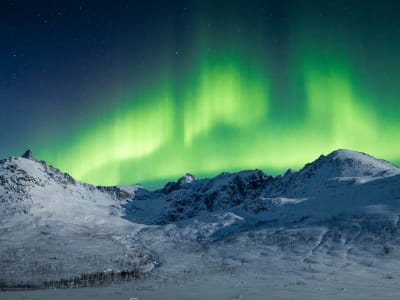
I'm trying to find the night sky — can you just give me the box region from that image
[1,0,400,187]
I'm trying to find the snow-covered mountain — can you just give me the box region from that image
[126,149,400,223]
[0,152,158,286]
[1,149,400,289]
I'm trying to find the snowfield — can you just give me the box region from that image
[1,149,400,298]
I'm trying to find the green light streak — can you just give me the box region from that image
[33,49,399,187]
[302,55,378,150]
[183,52,269,145]
[38,83,174,185]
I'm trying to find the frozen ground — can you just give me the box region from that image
[3,262,400,300]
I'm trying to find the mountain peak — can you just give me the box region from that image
[177,173,197,185]
[160,173,198,194]
[325,149,399,170]
[21,149,34,160]
[298,149,400,182]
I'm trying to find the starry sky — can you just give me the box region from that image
[1,0,400,187]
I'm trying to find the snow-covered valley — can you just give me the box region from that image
[1,149,400,298]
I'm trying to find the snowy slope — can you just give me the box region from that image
[1,149,400,288]
[0,154,158,285]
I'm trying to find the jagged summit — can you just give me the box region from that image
[21,149,34,160]
[160,173,198,193]
[177,173,197,185]
[283,168,296,177]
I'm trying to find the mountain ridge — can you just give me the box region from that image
[8,148,400,193]
[1,148,400,288]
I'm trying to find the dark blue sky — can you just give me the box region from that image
[1,1,399,186]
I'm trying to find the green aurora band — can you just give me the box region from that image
[33,2,400,187]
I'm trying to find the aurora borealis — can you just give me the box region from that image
[1,1,400,187]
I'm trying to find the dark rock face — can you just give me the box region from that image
[21,149,34,160]
[160,173,198,194]
[96,186,132,200]
[158,170,272,223]
[177,173,197,185]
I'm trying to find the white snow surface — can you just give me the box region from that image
[0,156,155,284]
[1,149,400,298]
